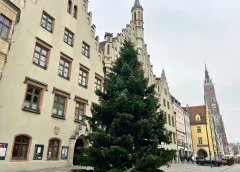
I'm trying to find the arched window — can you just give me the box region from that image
[107,45,110,55]
[73,5,78,19]
[158,85,160,92]
[67,0,72,14]
[12,134,31,160]
[138,11,141,20]
[47,138,61,160]
[134,12,136,21]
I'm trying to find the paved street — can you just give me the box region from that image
[23,164,240,172]
[161,163,240,172]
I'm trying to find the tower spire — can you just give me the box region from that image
[132,0,143,10]
[204,64,212,84]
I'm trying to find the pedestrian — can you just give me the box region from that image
[180,155,184,164]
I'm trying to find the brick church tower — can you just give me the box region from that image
[204,65,229,155]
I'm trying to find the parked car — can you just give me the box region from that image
[196,157,222,166]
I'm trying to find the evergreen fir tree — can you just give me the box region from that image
[76,41,176,172]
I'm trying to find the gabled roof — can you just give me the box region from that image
[183,105,207,125]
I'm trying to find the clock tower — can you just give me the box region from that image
[204,65,229,155]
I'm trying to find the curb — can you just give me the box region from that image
[220,164,235,172]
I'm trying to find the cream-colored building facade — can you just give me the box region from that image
[0,0,177,171]
[0,0,104,171]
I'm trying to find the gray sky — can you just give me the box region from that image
[89,0,240,143]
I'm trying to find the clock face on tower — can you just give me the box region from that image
[212,104,217,108]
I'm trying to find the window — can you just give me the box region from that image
[198,137,203,144]
[107,44,110,55]
[74,96,88,122]
[52,88,70,119]
[22,77,47,114]
[24,85,41,112]
[64,28,74,46]
[40,11,54,32]
[58,58,71,80]
[0,14,11,39]
[197,126,201,133]
[12,135,31,160]
[47,139,60,160]
[163,99,166,107]
[172,117,175,127]
[82,42,90,57]
[134,12,136,20]
[167,101,170,109]
[173,133,176,144]
[79,64,89,88]
[67,0,72,14]
[73,5,78,19]
[33,44,48,69]
[95,75,103,92]
[53,95,66,118]
[168,114,171,126]
[158,85,160,92]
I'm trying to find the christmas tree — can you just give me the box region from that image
[76,41,176,172]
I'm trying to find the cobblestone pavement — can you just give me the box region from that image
[160,163,240,172]
[24,164,240,172]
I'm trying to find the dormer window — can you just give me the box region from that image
[195,114,201,121]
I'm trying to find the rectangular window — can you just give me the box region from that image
[40,11,54,32]
[167,101,170,109]
[198,137,203,144]
[22,77,47,114]
[94,76,102,92]
[172,117,175,127]
[168,114,171,126]
[53,95,66,117]
[64,28,74,46]
[197,126,201,133]
[33,44,49,68]
[173,133,176,144]
[58,59,70,79]
[82,42,90,57]
[24,86,41,112]
[0,14,11,39]
[79,69,88,87]
[75,102,85,121]
[163,99,166,107]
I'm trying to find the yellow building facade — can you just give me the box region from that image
[187,103,217,158]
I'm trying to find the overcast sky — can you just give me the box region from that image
[89,0,240,143]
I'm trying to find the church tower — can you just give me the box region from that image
[204,65,229,155]
[131,0,144,60]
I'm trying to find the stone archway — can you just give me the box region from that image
[73,138,85,165]
[197,149,208,158]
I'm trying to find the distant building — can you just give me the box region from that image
[204,65,229,155]
[183,106,193,156]
[186,104,217,158]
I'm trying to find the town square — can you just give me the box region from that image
[0,0,240,171]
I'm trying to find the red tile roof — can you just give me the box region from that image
[183,105,207,125]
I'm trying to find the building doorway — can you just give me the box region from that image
[73,138,84,165]
[197,149,208,158]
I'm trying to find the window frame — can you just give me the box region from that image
[0,14,11,40]
[40,11,54,33]
[197,126,201,133]
[67,0,72,14]
[168,114,171,126]
[63,28,74,46]
[32,38,52,69]
[11,134,32,161]
[172,116,175,127]
[82,41,90,58]
[94,74,103,92]
[173,133,176,144]
[22,77,48,114]
[198,137,203,144]
[79,64,90,89]
[58,52,73,80]
[73,5,78,19]
[52,88,70,120]
[163,99,166,107]
[47,138,61,161]
[167,101,170,109]
[74,96,88,123]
